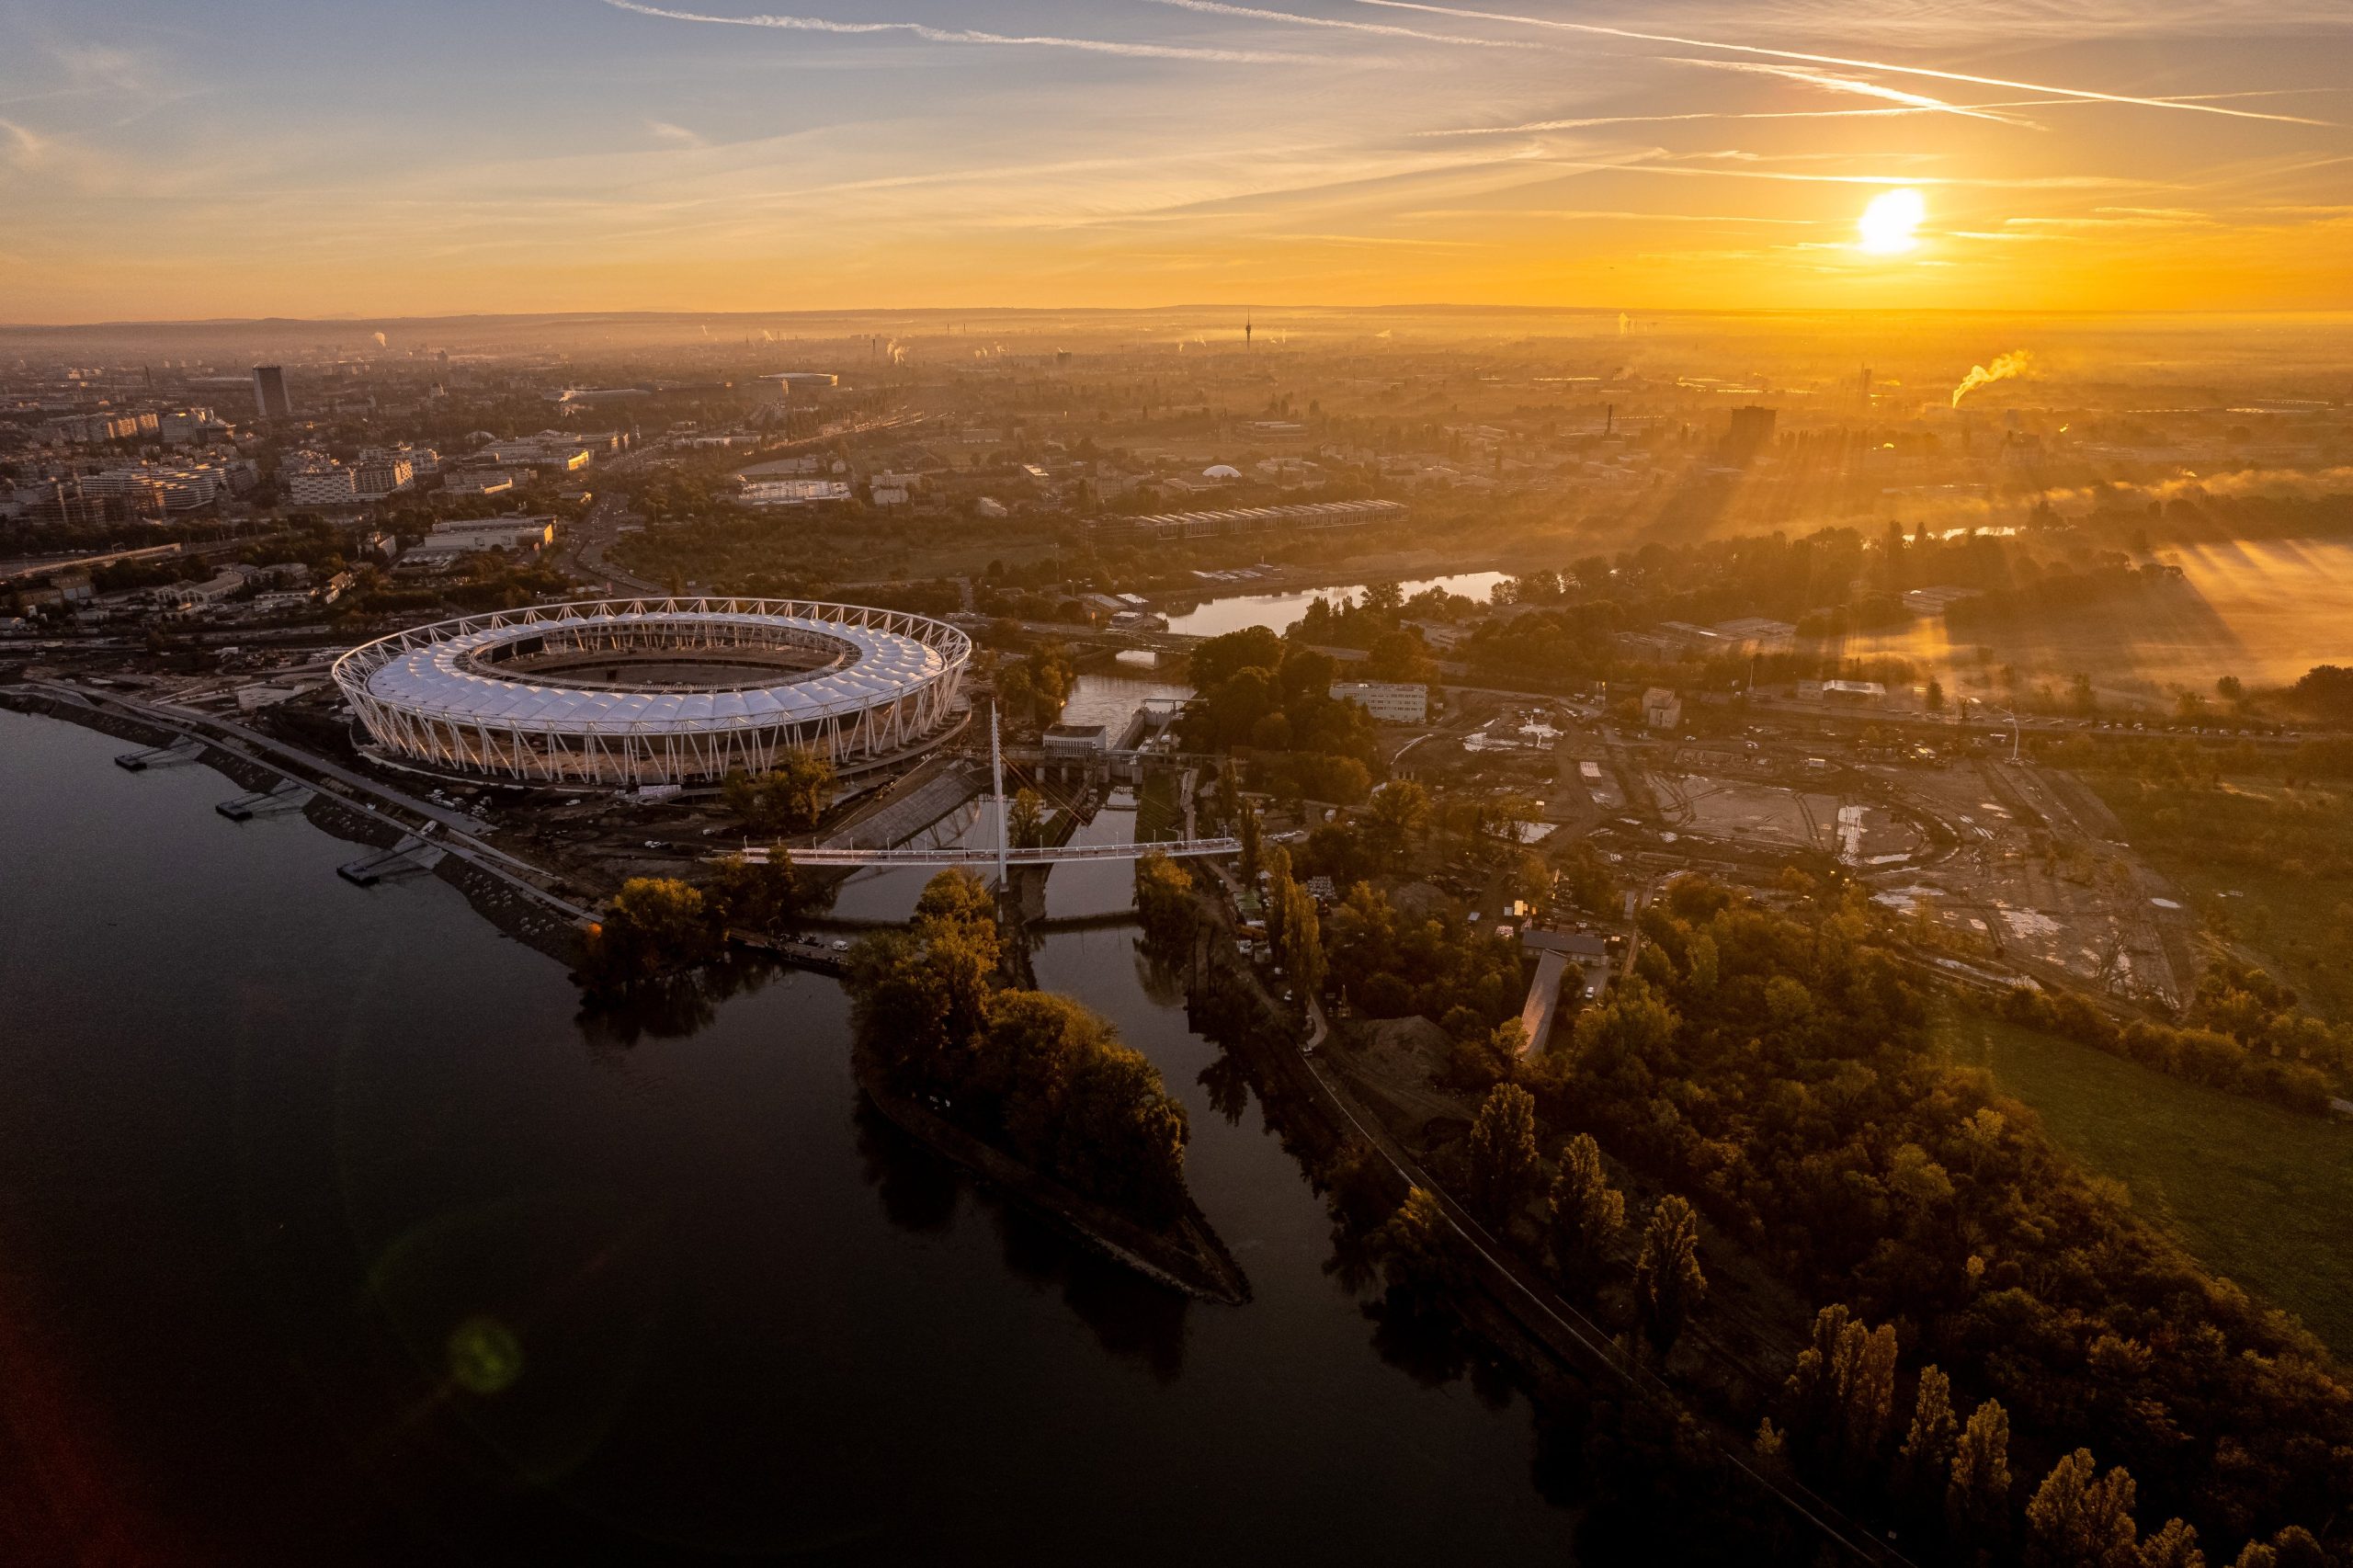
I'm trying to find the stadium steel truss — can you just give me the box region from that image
[333,597,972,786]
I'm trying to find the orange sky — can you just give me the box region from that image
[2,0,2348,321]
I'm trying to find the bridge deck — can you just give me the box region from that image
[738,836,1239,868]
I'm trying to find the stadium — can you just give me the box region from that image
[332,597,971,786]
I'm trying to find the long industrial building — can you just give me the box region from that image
[333,598,971,786]
[1087,498,1406,543]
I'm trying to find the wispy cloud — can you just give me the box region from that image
[1353,0,2336,124]
[1139,0,1530,49]
[1420,88,2334,138]
[646,119,707,148]
[1667,58,2039,126]
[602,0,1325,64]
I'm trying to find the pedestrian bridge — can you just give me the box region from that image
[735,836,1239,869]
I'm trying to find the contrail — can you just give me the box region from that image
[1671,59,2034,125]
[1352,0,2334,124]
[1140,0,1533,49]
[1421,89,2329,137]
[603,0,1324,63]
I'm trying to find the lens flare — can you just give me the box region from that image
[1858,187,1927,255]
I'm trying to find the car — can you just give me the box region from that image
[831,939,850,952]
[643,839,665,849]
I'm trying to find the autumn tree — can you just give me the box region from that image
[1363,779,1430,870]
[581,877,715,990]
[1544,1132,1624,1290]
[1008,786,1046,849]
[706,852,806,935]
[1376,1187,1464,1315]
[1895,1364,1959,1514]
[1632,1194,1705,1355]
[1464,1083,1540,1227]
[2136,1518,2204,1568]
[2024,1449,2140,1568]
[722,749,835,835]
[1949,1398,2014,1549]
[1133,852,1195,947]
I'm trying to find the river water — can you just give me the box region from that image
[1164,571,1508,639]
[0,708,1577,1564]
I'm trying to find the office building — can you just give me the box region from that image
[252,366,294,420]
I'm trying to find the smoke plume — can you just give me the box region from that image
[1952,350,2030,408]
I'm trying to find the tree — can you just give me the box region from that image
[707,852,805,934]
[1544,1132,1624,1288]
[1632,1194,1705,1355]
[1465,1084,1540,1226]
[1927,678,1946,713]
[1377,1187,1464,1313]
[1133,852,1195,946]
[1948,1399,2014,1547]
[581,877,714,989]
[1896,1365,1959,1510]
[2025,1449,2139,1568]
[1009,786,1046,849]
[722,750,836,835]
[1237,798,1263,885]
[1364,780,1431,869]
[2136,1518,2204,1568]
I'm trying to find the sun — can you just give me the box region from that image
[1858,187,1927,256]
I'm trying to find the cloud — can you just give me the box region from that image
[1138,0,1530,49]
[602,0,1326,64]
[646,119,707,147]
[1352,0,2336,124]
[1666,58,2040,126]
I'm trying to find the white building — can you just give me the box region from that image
[1330,680,1428,724]
[283,460,358,506]
[1643,687,1683,731]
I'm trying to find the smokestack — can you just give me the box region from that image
[1605,403,1614,437]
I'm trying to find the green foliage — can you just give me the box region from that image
[706,853,808,935]
[2024,1449,2141,1568]
[1995,976,2346,1112]
[1326,881,1528,1025]
[581,877,716,990]
[722,750,836,835]
[1632,1194,1705,1354]
[1464,1083,1540,1226]
[845,871,1192,1225]
[1180,629,1377,769]
[1375,1187,1465,1314]
[1362,780,1431,871]
[1948,1399,2014,1549]
[1008,786,1046,849]
[996,642,1075,728]
[1537,875,2350,1549]
[1132,852,1195,947]
[1544,1132,1624,1290]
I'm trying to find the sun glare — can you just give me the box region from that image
[1858,188,1927,256]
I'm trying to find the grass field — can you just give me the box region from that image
[2076,770,2353,1026]
[1939,1011,2353,1360]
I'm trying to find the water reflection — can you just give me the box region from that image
[850,1095,1189,1381]
[1165,571,1506,639]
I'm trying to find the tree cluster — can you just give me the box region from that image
[1527,877,2351,1554]
[1325,881,1527,1025]
[1996,971,2347,1114]
[847,870,1193,1225]
[722,750,837,836]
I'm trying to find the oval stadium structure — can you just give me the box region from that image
[333,598,971,786]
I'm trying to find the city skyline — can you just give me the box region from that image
[3,0,2350,323]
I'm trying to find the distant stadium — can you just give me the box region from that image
[333,597,971,786]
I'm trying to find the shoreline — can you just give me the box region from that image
[851,1045,1251,1307]
[1,690,585,965]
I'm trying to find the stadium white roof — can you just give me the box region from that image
[363,608,952,732]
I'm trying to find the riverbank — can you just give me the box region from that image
[851,1044,1251,1306]
[0,687,586,965]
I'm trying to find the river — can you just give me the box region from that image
[1164,571,1508,639]
[0,707,1578,1564]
